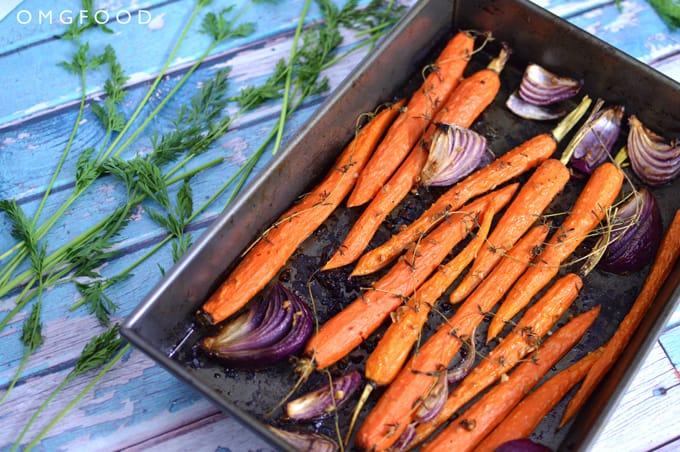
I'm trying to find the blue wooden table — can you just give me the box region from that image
[1,0,679,450]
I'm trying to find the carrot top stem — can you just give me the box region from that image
[554,95,592,145]
[487,44,511,73]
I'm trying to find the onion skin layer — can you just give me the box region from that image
[285,370,362,420]
[599,188,662,274]
[200,284,313,369]
[627,115,680,185]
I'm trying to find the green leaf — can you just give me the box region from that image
[21,301,44,351]
[648,0,680,29]
[200,7,256,42]
[75,148,102,191]
[72,325,125,376]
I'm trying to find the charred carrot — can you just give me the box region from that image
[347,32,475,207]
[352,96,592,276]
[412,273,584,446]
[323,48,511,270]
[487,162,624,342]
[355,224,549,451]
[477,349,603,452]
[560,208,680,427]
[450,159,570,303]
[365,206,495,388]
[200,102,403,324]
[303,185,517,370]
[421,307,601,452]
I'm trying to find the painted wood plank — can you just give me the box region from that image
[659,325,680,370]
[0,0,375,127]
[589,340,680,451]
[0,0,173,54]
[652,51,680,83]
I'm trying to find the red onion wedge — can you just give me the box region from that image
[420,123,488,186]
[285,370,362,420]
[392,422,417,451]
[414,366,448,423]
[627,115,680,185]
[599,188,662,274]
[506,91,567,121]
[561,99,624,174]
[447,330,476,385]
[267,426,339,452]
[507,63,582,121]
[519,64,582,106]
[200,284,313,369]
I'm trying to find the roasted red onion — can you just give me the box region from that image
[627,115,680,185]
[496,438,552,452]
[562,99,624,174]
[506,92,567,121]
[391,422,417,451]
[599,188,662,274]
[518,64,582,106]
[447,331,476,385]
[285,370,362,420]
[267,426,339,452]
[414,367,448,423]
[200,284,313,368]
[420,123,488,186]
[507,63,582,120]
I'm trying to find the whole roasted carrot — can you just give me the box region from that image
[355,224,549,451]
[352,96,592,276]
[200,102,403,324]
[347,32,475,207]
[450,158,570,303]
[411,273,584,446]
[421,307,601,452]
[323,47,511,271]
[303,185,517,370]
[560,208,680,427]
[477,349,603,452]
[487,162,624,342]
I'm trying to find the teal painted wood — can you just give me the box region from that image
[660,325,680,370]
[1,0,680,450]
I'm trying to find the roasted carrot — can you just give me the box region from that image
[347,32,475,207]
[355,224,549,451]
[303,185,517,370]
[323,48,511,271]
[477,349,603,452]
[365,206,495,388]
[200,102,403,324]
[486,162,624,342]
[421,307,601,452]
[411,273,584,446]
[351,96,593,277]
[560,208,680,427]
[322,145,428,270]
[450,159,570,303]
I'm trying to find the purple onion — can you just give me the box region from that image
[496,438,552,452]
[286,370,362,420]
[200,284,313,369]
[414,367,448,423]
[391,422,417,451]
[506,91,567,121]
[599,188,662,274]
[447,330,477,385]
[627,115,680,185]
[267,426,339,452]
[420,123,487,186]
[565,99,624,174]
[518,64,582,106]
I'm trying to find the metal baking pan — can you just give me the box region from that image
[122,0,680,450]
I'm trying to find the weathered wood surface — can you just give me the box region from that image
[0,0,679,450]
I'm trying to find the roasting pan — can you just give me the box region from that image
[122,0,680,450]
